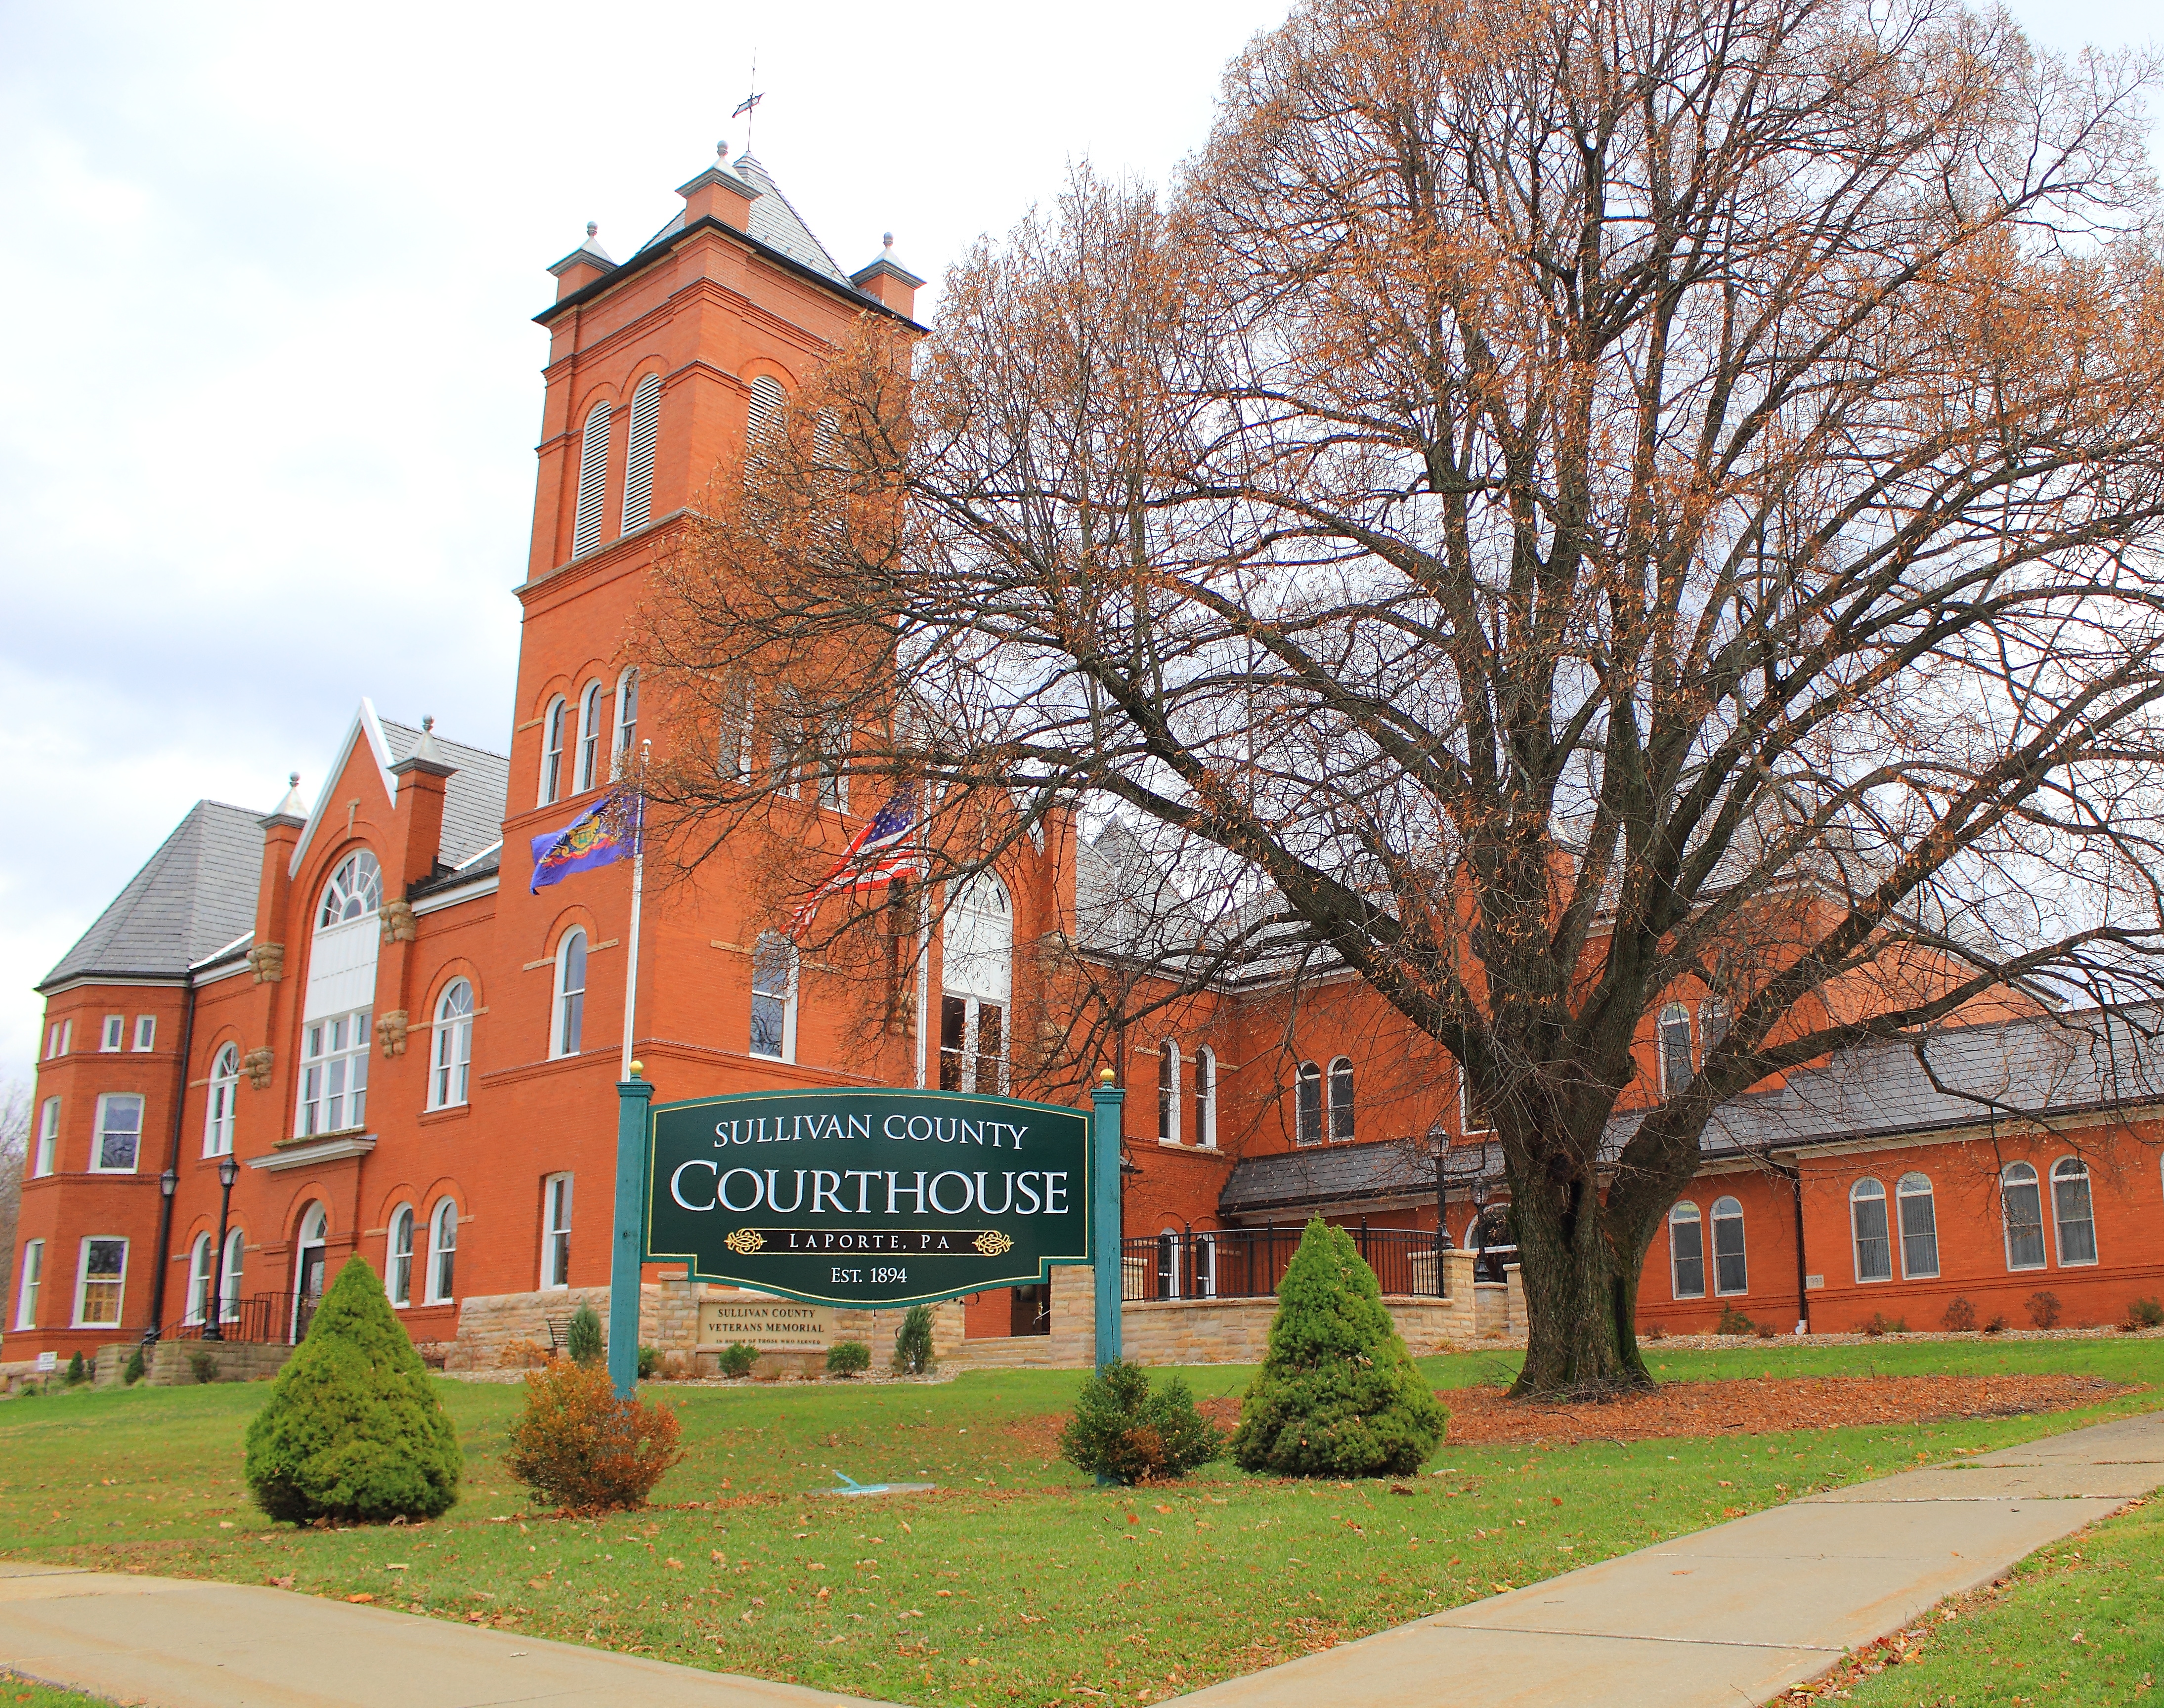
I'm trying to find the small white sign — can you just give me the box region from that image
[35,1352,57,1372]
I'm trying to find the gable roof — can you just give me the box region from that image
[633,153,854,288]
[38,801,266,990]
[378,718,509,871]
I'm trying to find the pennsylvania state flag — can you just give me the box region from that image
[529,793,637,893]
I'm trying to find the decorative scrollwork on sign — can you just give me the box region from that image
[724,1228,766,1255]
[973,1230,1014,1257]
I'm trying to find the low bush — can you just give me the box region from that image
[1858,1312,1906,1338]
[188,1350,220,1385]
[1754,1321,1778,1340]
[503,1361,684,1512]
[2026,1290,2062,1329]
[826,1341,871,1378]
[565,1305,604,1367]
[1941,1296,1978,1333]
[243,1255,461,1525]
[1059,1360,1225,1484]
[1715,1305,1756,1336]
[64,1352,86,1387]
[1641,1323,1667,1342]
[497,1338,552,1370]
[637,1345,661,1380]
[1231,1219,1447,1478]
[893,1305,936,1375]
[2124,1296,2164,1330]
[1983,1313,2011,1334]
[716,1342,759,1378]
[123,1347,145,1385]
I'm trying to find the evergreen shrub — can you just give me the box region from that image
[1714,1305,1755,1336]
[503,1360,684,1512]
[826,1341,871,1377]
[1231,1219,1446,1478]
[1059,1360,1224,1484]
[637,1345,661,1380]
[893,1305,936,1375]
[2126,1296,2164,1330]
[123,1347,145,1385]
[566,1304,604,1367]
[189,1350,220,1384]
[717,1342,759,1378]
[243,1255,462,1525]
[65,1352,86,1386]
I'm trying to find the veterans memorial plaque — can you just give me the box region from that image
[645,1087,1092,1307]
[697,1296,835,1352]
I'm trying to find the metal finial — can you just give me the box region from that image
[883,232,894,250]
[289,771,300,787]
[717,140,729,162]
[586,220,598,238]
[422,716,434,732]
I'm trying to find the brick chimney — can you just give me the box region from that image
[851,234,925,319]
[679,142,759,232]
[548,221,615,300]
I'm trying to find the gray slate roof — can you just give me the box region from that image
[636,154,855,289]
[39,801,266,990]
[1219,1137,1443,1219]
[380,720,508,870]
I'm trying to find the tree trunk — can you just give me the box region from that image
[1508,1159,1655,1399]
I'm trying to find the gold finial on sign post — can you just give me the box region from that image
[629,1060,645,1079]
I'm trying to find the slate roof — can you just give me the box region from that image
[635,154,854,289]
[39,801,266,990]
[1218,1136,1447,1219]
[379,720,508,871]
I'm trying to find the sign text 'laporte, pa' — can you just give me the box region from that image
[643,1088,1091,1307]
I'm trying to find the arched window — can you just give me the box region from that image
[620,373,660,532]
[552,931,587,1058]
[574,681,605,794]
[386,1204,415,1307]
[746,374,785,463]
[293,1203,329,1339]
[203,1042,238,1157]
[426,1199,458,1304]
[1711,1196,1747,1295]
[430,980,474,1109]
[2001,1163,2046,1270]
[1658,1004,1693,1094]
[571,400,611,558]
[1158,1043,1180,1143]
[185,1233,213,1326]
[612,669,639,774]
[940,876,1012,1094]
[1328,1057,1355,1143]
[542,1175,573,1289]
[2051,1158,2097,1265]
[317,851,382,926]
[1669,1202,1705,1298]
[749,932,797,1062]
[538,695,567,806]
[1193,1047,1217,1149]
[1897,1172,1939,1278]
[1192,1232,1218,1299]
[300,851,380,1139]
[1850,1178,1892,1281]
[1295,1062,1323,1146]
[1156,1229,1181,1300]
[219,1227,244,1324]
[1699,999,1731,1054]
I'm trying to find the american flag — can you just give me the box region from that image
[787,789,919,935]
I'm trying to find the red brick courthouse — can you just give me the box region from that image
[16,148,2164,1376]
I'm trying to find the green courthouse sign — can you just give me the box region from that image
[642,1088,1093,1308]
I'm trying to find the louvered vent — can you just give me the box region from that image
[746,375,786,468]
[621,374,661,531]
[571,400,612,558]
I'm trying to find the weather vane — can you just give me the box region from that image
[732,52,764,155]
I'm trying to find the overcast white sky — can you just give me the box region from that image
[0,0,2156,1081]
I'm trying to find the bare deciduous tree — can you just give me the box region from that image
[635,0,2164,1395]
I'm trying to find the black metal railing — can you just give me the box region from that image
[1121,1223,1455,1302]
[160,1292,296,1346]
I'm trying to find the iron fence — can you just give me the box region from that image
[1120,1224,1457,1302]
[160,1292,295,1346]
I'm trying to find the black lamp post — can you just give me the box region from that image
[205,1154,240,1342]
[146,1167,179,1342]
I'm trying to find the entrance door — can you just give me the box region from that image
[292,1204,328,1341]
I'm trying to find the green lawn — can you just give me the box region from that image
[0,1675,124,1708]
[1,1339,2158,1708]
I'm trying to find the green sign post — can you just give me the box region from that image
[607,1070,1122,1396]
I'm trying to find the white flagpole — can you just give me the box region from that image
[619,741,649,1081]
[913,778,931,1089]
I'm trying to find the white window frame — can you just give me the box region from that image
[552,931,587,1059]
[35,1097,59,1177]
[1896,1172,1939,1279]
[815,713,848,813]
[91,1093,144,1174]
[45,1021,60,1059]
[2050,1157,2097,1267]
[204,1044,239,1158]
[574,681,605,795]
[612,668,639,776]
[1668,1201,1705,1298]
[430,979,474,1109]
[1328,1056,1355,1143]
[538,695,567,807]
[100,1015,124,1052]
[426,1199,458,1305]
[1657,1003,1693,1094]
[1194,1047,1217,1149]
[14,1239,43,1331]
[541,1174,573,1289]
[571,399,612,558]
[184,1233,213,1326]
[1850,1177,1892,1282]
[386,1204,415,1307]
[2001,1162,2048,1271]
[1295,1061,1323,1147]
[1158,1042,1181,1144]
[1710,1196,1747,1296]
[297,1009,370,1137]
[132,1015,156,1052]
[218,1227,244,1324]
[1460,1067,1493,1135]
[749,932,798,1063]
[1156,1228,1182,1300]
[73,1236,128,1329]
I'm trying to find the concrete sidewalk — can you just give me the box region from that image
[2,1409,2157,1708]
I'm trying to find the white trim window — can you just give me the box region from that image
[539,695,567,806]
[542,1174,573,1289]
[1711,1196,1747,1295]
[1658,1003,1693,1094]
[1669,1201,1706,1298]
[1897,1172,1940,1278]
[575,681,605,794]
[92,1093,143,1173]
[621,373,661,532]
[1699,999,1731,1054]
[386,1204,415,1307]
[44,1020,65,1058]
[750,932,797,1062]
[1295,1061,1323,1146]
[74,1237,128,1328]
[815,713,848,813]
[939,876,1012,1094]
[552,931,587,1058]
[132,1015,156,1052]
[1850,1178,1892,1281]
[1329,1056,1355,1142]
[612,668,639,775]
[1193,1047,1217,1149]
[218,1228,244,1324]
[298,1010,370,1136]
[1156,1228,1182,1300]
[34,1097,59,1177]
[2002,1163,2047,1270]
[2051,1158,2097,1266]
[571,400,611,558]
[430,979,474,1109]
[1158,1043,1181,1144]
[185,1233,214,1326]
[426,1199,458,1304]
[319,849,383,924]
[1460,1068,1494,1135]
[100,1015,124,1052]
[204,1043,239,1157]
[14,1239,43,1331]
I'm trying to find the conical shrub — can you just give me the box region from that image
[1230,1218,1447,1478]
[244,1254,462,1524]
